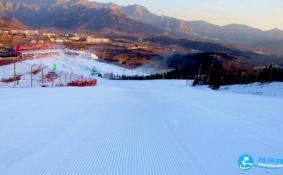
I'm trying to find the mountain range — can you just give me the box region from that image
[188,21,283,44]
[1,0,283,45]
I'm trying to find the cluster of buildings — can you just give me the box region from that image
[43,33,111,44]
[0,28,39,36]
[15,44,59,59]
[0,28,112,59]
[0,44,18,58]
[1,28,149,62]
[0,28,111,44]
[0,43,59,59]
[127,44,147,50]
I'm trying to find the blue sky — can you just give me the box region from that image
[93,0,283,30]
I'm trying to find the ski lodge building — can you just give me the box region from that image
[15,44,59,59]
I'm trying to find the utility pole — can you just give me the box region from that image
[41,66,44,87]
[269,64,274,81]
[59,73,62,85]
[13,61,16,88]
[52,78,54,88]
[69,68,73,83]
[31,64,36,88]
[198,64,202,83]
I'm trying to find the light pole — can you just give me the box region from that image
[59,71,64,86]
[31,64,36,88]
[64,73,67,85]
[41,65,47,87]
[69,68,74,83]
[13,61,16,88]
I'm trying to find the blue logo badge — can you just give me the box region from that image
[238,154,254,170]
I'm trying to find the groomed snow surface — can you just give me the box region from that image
[0,53,149,88]
[220,82,283,97]
[0,55,283,175]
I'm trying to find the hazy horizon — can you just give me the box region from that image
[93,0,283,31]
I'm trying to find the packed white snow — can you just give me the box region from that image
[0,53,149,87]
[0,55,283,175]
[0,79,283,175]
[220,82,283,98]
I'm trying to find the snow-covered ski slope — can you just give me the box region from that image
[220,82,283,97]
[0,79,283,175]
[0,53,148,87]
[19,54,147,76]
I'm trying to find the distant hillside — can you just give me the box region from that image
[146,36,283,67]
[188,21,283,44]
[0,17,27,29]
[251,40,283,54]
[1,0,283,47]
[0,0,160,35]
[165,52,247,73]
[122,4,196,37]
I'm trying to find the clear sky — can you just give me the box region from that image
[93,0,283,30]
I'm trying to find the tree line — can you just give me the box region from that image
[111,64,283,89]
